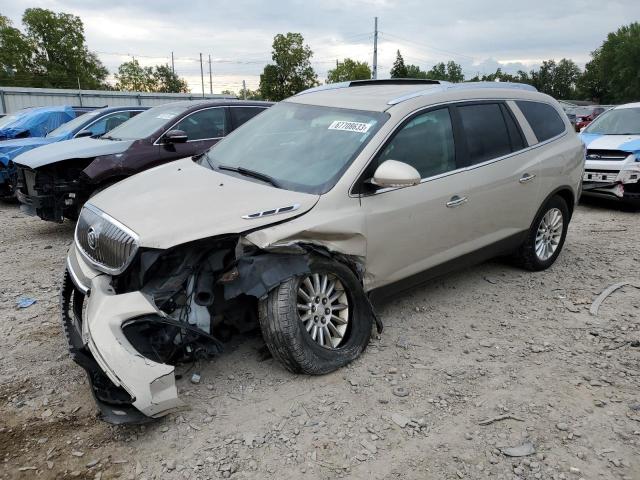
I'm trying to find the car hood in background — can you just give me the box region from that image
[88,158,321,249]
[13,136,135,169]
[579,133,640,154]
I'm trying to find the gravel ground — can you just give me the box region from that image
[1,198,639,480]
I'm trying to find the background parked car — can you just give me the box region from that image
[579,102,640,207]
[14,99,272,222]
[575,106,606,131]
[0,105,91,140]
[0,106,147,198]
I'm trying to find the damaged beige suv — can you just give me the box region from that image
[62,79,584,423]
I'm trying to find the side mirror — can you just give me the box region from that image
[370,159,421,188]
[76,130,93,138]
[163,129,188,144]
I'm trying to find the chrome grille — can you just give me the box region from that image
[75,203,139,275]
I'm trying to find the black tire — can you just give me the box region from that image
[514,195,569,271]
[258,256,372,375]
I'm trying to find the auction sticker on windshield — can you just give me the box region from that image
[328,120,372,133]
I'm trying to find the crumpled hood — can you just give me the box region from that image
[0,136,59,165]
[13,136,134,170]
[88,158,321,249]
[580,133,640,155]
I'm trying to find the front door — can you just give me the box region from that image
[360,106,474,290]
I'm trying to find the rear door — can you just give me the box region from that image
[451,101,542,247]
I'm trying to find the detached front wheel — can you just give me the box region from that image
[259,257,372,375]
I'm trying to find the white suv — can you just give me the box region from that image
[62,79,585,422]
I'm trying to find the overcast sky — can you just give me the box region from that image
[2,0,638,93]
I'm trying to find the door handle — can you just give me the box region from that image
[519,173,536,183]
[446,195,468,208]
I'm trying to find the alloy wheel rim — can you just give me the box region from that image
[535,208,563,261]
[297,273,349,349]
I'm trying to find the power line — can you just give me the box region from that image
[379,31,475,61]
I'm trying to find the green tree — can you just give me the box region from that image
[425,61,464,82]
[530,59,581,98]
[327,58,371,83]
[115,59,188,93]
[0,15,34,86]
[405,64,428,79]
[151,64,188,93]
[578,22,640,103]
[21,8,108,89]
[445,61,464,83]
[389,50,408,78]
[259,33,318,101]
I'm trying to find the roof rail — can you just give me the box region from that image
[295,78,442,97]
[387,81,538,105]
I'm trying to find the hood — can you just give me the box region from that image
[0,136,58,165]
[13,136,135,169]
[580,133,640,153]
[89,158,321,249]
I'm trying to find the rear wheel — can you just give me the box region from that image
[258,256,372,375]
[513,195,569,271]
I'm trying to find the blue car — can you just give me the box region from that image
[0,106,148,197]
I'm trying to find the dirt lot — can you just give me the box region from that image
[0,198,639,480]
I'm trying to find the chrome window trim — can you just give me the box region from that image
[349,98,568,198]
[74,202,140,276]
[72,110,145,139]
[153,106,227,146]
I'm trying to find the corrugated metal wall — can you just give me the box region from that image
[0,86,236,113]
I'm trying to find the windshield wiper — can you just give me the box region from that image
[101,135,122,141]
[218,164,281,188]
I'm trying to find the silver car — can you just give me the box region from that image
[62,79,585,423]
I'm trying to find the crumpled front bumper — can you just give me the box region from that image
[582,155,640,202]
[64,244,183,420]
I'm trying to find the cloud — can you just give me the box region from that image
[4,0,639,92]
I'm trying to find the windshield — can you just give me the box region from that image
[584,108,640,135]
[202,102,387,194]
[47,110,101,137]
[102,103,189,140]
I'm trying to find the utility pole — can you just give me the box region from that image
[208,54,213,94]
[372,17,378,80]
[242,80,247,99]
[199,53,205,98]
[171,51,175,74]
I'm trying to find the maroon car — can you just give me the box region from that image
[15,100,272,222]
[575,106,606,131]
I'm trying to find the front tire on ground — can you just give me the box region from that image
[514,194,570,271]
[258,256,372,375]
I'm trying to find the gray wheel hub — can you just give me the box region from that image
[297,273,349,349]
[535,207,563,261]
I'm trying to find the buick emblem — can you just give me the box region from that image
[87,226,99,250]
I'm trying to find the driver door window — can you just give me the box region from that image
[173,108,226,141]
[377,107,456,179]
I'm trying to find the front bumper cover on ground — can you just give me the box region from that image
[62,246,184,421]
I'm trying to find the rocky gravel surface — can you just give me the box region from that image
[1,198,639,480]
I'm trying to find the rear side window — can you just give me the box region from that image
[230,107,266,129]
[457,103,513,164]
[516,101,565,142]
